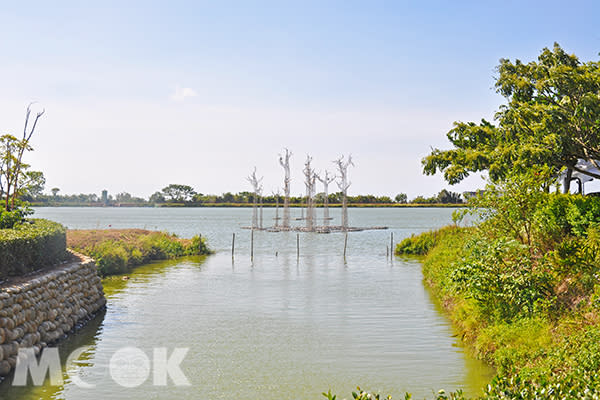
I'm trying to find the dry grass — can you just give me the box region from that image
[67,229,192,248]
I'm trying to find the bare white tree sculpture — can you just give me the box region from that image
[259,186,264,229]
[317,170,336,227]
[247,167,263,229]
[272,189,280,227]
[303,155,317,231]
[278,148,292,229]
[334,155,354,231]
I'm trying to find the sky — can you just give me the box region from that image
[0,1,599,200]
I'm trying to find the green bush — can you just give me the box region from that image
[0,209,24,229]
[0,202,34,229]
[93,242,129,275]
[451,236,554,322]
[0,219,67,278]
[535,194,600,240]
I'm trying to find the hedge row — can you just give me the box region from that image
[0,219,67,279]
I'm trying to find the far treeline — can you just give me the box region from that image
[26,185,465,207]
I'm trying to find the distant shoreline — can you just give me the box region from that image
[31,203,465,208]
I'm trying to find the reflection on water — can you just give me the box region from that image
[0,207,495,400]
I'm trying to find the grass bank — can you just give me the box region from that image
[67,229,212,276]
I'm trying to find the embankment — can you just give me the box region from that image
[0,252,106,376]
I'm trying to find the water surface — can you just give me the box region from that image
[1,207,493,399]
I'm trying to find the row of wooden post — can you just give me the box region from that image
[231,231,395,260]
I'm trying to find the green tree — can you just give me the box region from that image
[0,135,46,208]
[411,195,437,204]
[422,43,600,191]
[149,191,165,204]
[395,193,408,203]
[437,189,462,204]
[161,184,196,202]
[116,192,132,202]
[51,187,60,197]
[19,170,45,199]
[221,192,234,203]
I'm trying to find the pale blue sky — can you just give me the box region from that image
[1,1,599,198]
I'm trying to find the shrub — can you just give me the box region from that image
[535,194,600,240]
[395,225,464,256]
[0,202,33,229]
[451,236,555,322]
[93,241,129,276]
[0,209,24,229]
[0,219,67,279]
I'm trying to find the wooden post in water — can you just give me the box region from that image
[296,233,300,259]
[390,232,394,259]
[251,229,254,260]
[232,233,235,257]
[386,245,389,257]
[343,232,348,258]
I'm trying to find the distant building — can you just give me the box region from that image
[101,190,108,205]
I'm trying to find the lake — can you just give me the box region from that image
[1,207,493,400]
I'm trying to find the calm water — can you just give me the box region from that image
[1,207,493,400]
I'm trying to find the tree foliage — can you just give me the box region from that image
[161,184,196,202]
[423,43,600,185]
[410,190,462,204]
[0,104,45,213]
[395,193,408,203]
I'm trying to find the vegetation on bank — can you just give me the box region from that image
[67,229,212,276]
[395,225,460,255]
[323,387,462,400]
[0,219,67,279]
[393,171,600,398]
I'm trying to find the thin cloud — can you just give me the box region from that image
[170,86,198,101]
